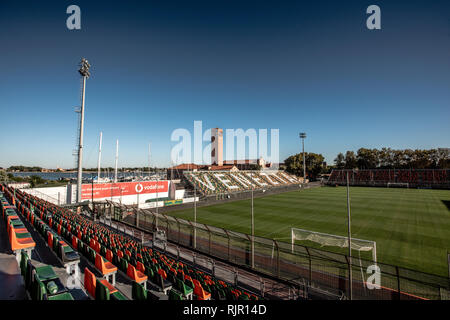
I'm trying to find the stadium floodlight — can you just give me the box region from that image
[299,133,307,181]
[78,58,91,78]
[76,58,91,204]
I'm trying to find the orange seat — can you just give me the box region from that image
[158,268,167,280]
[95,254,117,276]
[106,249,113,262]
[48,232,53,248]
[72,235,78,250]
[127,264,147,283]
[9,228,35,251]
[89,238,96,250]
[84,267,97,298]
[136,261,145,274]
[193,279,211,300]
[99,279,118,294]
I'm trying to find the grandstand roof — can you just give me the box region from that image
[168,163,238,171]
[168,163,203,170]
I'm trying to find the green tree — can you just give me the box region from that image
[284,152,325,178]
[29,175,45,188]
[356,148,379,169]
[344,151,357,169]
[334,153,345,169]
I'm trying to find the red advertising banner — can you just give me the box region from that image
[81,181,169,200]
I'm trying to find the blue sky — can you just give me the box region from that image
[0,0,449,168]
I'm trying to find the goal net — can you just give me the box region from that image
[387,182,409,188]
[291,228,377,263]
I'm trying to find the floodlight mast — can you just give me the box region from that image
[76,58,91,204]
[347,171,353,300]
[299,133,307,181]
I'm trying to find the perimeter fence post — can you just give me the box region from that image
[305,247,312,286]
[396,266,401,300]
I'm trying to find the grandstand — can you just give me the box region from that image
[184,170,302,196]
[327,169,450,189]
[0,184,264,300]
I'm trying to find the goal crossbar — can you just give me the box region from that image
[387,182,409,188]
[291,227,377,263]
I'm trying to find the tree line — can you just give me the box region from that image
[334,148,449,170]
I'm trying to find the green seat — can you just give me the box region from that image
[120,258,128,273]
[176,278,193,297]
[95,279,110,300]
[89,248,96,264]
[20,251,29,277]
[168,288,183,300]
[47,292,74,300]
[145,267,154,282]
[31,274,46,300]
[111,291,128,300]
[35,265,58,281]
[15,232,32,239]
[239,293,250,300]
[10,220,25,228]
[25,260,33,290]
[132,281,147,300]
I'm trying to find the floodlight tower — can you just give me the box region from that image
[76,58,91,203]
[299,133,307,181]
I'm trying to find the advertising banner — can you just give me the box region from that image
[164,199,183,206]
[81,181,169,200]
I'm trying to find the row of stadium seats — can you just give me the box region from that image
[6,185,259,301]
[185,170,300,196]
[1,188,74,300]
[1,191,35,260]
[20,251,75,300]
[4,185,127,300]
[328,169,450,185]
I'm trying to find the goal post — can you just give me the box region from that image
[387,182,409,188]
[291,227,377,263]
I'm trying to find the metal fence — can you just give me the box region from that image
[109,204,450,300]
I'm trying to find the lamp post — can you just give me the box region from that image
[194,182,197,249]
[251,171,255,269]
[76,58,91,204]
[346,170,353,300]
[299,133,307,182]
[155,177,159,230]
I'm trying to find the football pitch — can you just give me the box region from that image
[166,186,450,276]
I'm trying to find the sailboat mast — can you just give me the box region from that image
[114,139,119,183]
[97,132,103,181]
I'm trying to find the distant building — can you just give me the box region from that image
[211,128,224,166]
[167,163,203,180]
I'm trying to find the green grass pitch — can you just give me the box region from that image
[167,186,450,276]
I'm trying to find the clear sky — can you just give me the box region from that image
[0,0,449,169]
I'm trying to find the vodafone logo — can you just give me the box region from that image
[135,183,144,193]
